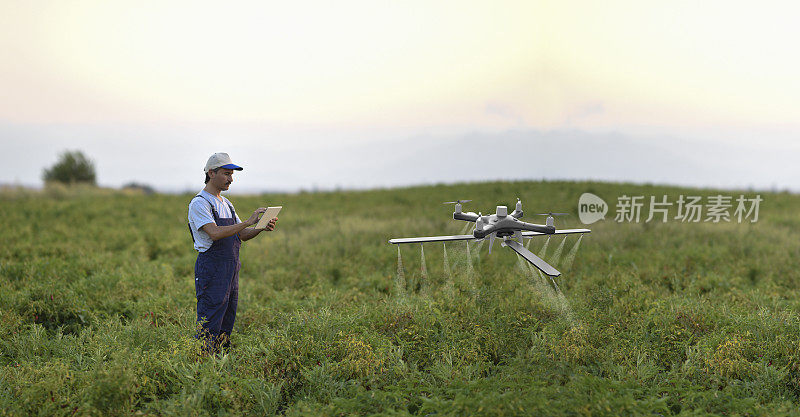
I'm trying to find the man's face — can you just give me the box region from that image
[209,168,234,190]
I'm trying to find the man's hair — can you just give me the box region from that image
[204,167,221,184]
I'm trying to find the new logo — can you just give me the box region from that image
[578,193,607,225]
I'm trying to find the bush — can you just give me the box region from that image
[43,150,96,185]
[122,182,156,195]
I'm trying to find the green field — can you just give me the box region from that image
[1,181,798,416]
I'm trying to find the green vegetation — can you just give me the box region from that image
[1,181,798,416]
[42,150,96,185]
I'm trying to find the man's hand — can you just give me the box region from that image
[239,216,277,241]
[245,207,267,226]
[263,217,278,231]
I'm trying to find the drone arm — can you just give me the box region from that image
[453,212,479,222]
[517,221,556,234]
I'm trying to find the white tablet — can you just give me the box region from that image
[253,206,282,229]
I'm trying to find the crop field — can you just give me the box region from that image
[1,181,799,416]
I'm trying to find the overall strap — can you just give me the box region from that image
[188,194,205,244]
[227,202,237,223]
[194,193,222,220]
[200,192,236,222]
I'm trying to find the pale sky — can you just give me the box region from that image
[1,1,798,191]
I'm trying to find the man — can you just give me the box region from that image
[187,152,278,354]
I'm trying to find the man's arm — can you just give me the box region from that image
[239,227,260,241]
[201,221,253,241]
[200,208,267,241]
[239,217,277,241]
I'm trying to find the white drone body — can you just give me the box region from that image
[389,199,590,277]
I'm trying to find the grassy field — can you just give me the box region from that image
[1,181,799,416]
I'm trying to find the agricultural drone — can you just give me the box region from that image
[389,199,590,277]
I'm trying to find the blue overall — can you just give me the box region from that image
[190,194,240,353]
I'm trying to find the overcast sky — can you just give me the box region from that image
[1,1,798,192]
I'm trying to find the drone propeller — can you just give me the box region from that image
[443,199,472,205]
[534,212,569,216]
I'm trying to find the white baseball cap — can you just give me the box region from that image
[204,153,243,172]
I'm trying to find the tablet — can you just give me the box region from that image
[253,206,282,229]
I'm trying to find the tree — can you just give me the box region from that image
[43,150,97,185]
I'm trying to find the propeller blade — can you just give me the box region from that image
[535,212,569,216]
[487,232,496,254]
[443,199,472,205]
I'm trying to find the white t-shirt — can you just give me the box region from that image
[188,190,242,252]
